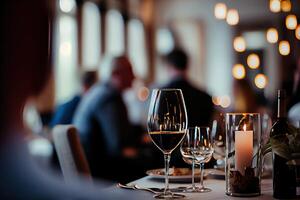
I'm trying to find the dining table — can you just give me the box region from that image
[119,173,274,200]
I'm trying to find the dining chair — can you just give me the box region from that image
[52,125,92,183]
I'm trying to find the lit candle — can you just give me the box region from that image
[235,124,253,175]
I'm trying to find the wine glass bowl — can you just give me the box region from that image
[147,89,188,199]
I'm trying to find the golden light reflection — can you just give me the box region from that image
[254,74,268,89]
[266,28,278,44]
[296,25,300,40]
[214,3,227,20]
[226,9,239,26]
[243,124,246,131]
[247,54,260,69]
[286,15,297,30]
[269,0,281,13]
[220,95,231,108]
[281,0,292,12]
[212,96,221,106]
[137,86,149,102]
[232,64,246,79]
[279,40,290,56]
[233,36,246,52]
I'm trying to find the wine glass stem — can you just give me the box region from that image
[192,159,195,190]
[164,153,171,194]
[200,162,205,189]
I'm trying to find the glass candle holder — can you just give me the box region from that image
[225,113,261,197]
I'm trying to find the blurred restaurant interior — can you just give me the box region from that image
[30,0,300,123]
[2,0,300,198]
[15,0,300,175]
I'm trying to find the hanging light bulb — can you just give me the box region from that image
[233,36,246,52]
[281,0,292,12]
[279,41,290,56]
[296,25,300,40]
[226,9,239,26]
[214,3,227,20]
[232,64,246,79]
[269,0,281,13]
[266,28,278,44]
[286,15,298,30]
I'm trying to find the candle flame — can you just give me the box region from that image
[243,124,246,131]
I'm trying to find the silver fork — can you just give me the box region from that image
[117,183,160,194]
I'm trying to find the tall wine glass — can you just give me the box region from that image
[180,127,201,192]
[147,89,188,199]
[194,127,214,193]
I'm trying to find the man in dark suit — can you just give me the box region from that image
[161,48,214,167]
[162,48,214,127]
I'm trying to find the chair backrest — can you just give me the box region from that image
[52,125,92,183]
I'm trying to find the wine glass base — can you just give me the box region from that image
[183,186,201,193]
[194,187,211,193]
[154,192,185,199]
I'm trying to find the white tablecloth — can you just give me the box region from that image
[127,177,274,200]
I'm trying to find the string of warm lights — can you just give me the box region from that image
[215,2,268,89]
[212,1,272,108]
[268,0,299,58]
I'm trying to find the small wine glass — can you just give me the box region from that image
[194,127,214,193]
[147,89,188,199]
[180,127,201,192]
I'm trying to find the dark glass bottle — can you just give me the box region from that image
[270,90,296,199]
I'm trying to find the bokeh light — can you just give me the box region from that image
[226,9,239,26]
[269,0,281,13]
[232,64,246,79]
[220,95,231,108]
[212,96,222,106]
[214,3,227,20]
[296,25,300,40]
[286,15,297,30]
[233,36,246,52]
[281,0,292,12]
[254,74,268,89]
[266,28,278,44]
[279,40,290,56]
[247,54,260,69]
[137,86,150,102]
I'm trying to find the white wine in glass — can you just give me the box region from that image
[147,89,188,199]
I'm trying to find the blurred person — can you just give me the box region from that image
[49,70,98,127]
[160,48,214,167]
[73,56,145,181]
[161,48,214,127]
[0,1,149,199]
